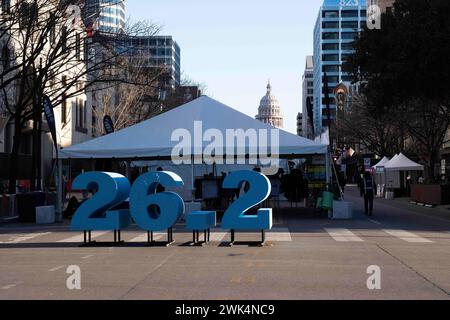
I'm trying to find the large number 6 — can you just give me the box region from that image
[129,171,185,231]
[221,171,272,230]
[71,172,131,231]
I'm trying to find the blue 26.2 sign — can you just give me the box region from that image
[70,170,272,232]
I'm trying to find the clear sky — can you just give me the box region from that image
[126,0,324,134]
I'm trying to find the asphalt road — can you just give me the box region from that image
[1,186,449,300]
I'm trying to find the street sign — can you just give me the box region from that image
[364,158,371,169]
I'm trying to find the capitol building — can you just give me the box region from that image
[255,81,284,128]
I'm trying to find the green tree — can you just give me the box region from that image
[344,0,450,180]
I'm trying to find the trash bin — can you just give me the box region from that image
[17,192,46,222]
[322,191,334,210]
[36,206,55,224]
[316,197,323,209]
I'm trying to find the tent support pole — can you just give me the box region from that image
[56,158,63,222]
[325,150,332,219]
[191,154,194,203]
[325,150,332,186]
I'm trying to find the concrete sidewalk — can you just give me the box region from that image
[344,185,450,222]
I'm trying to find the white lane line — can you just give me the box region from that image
[209,230,229,242]
[368,219,382,225]
[325,228,364,242]
[267,228,292,242]
[48,266,65,272]
[82,254,94,259]
[57,231,109,243]
[128,233,164,242]
[1,282,22,290]
[383,229,433,243]
[0,232,51,244]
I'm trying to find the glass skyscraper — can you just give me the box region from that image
[313,0,366,135]
[126,36,181,88]
[84,0,126,34]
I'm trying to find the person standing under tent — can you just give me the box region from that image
[360,171,376,216]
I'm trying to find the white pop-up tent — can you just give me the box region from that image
[384,153,424,171]
[60,96,327,159]
[384,153,424,191]
[372,156,390,169]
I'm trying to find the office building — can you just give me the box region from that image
[312,0,366,135]
[127,35,181,88]
[300,56,314,138]
[84,0,126,34]
[297,113,303,136]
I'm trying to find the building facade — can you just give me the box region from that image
[84,0,126,34]
[300,55,314,138]
[0,0,90,190]
[126,35,181,89]
[256,82,283,129]
[296,113,303,136]
[313,0,366,135]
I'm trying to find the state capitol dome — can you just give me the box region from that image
[255,81,284,128]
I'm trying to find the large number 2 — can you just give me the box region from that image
[71,172,131,231]
[129,171,185,231]
[221,171,272,230]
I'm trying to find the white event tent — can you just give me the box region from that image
[56,96,328,217]
[60,96,327,160]
[384,153,424,171]
[384,153,424,191]
[372,156,390,169]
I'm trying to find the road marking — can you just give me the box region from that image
[129,233,164,242]
[1,282,22,290]
[82,254,94,259]
[245,261,264,268]
[244,276,256,284]
[383,229,433,243]
[325,228,364,242]
[267,228,292,242]
[368,219,382,225]
[230,276,241,284]
[210,230,229,242]
[48,266,65,272]
[0,232,51,244]
[57,231,108,243]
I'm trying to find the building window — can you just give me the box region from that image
[341,21,358,29]
[322,43,339,50]
[76,98,86,131]
[323,22,339,29]
[323,11,339,18]
[323,65,340,72]
[322,54,339,62]
[1,0,10,13]
[341,42,354,51]
[76,33,81,60]
[61,76,67,124]
[341,10,358,18]
[18,1,38,29]
[341,32,358,40]
[1,45,10,68]
[75,82,86,132]
[322,33,339,40]
[61,26,68,52]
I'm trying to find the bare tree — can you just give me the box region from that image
[0,0,164,193]
[91,53,168,135]
[335,94,406,157]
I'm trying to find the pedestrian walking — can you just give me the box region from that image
[360,171,376,216]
